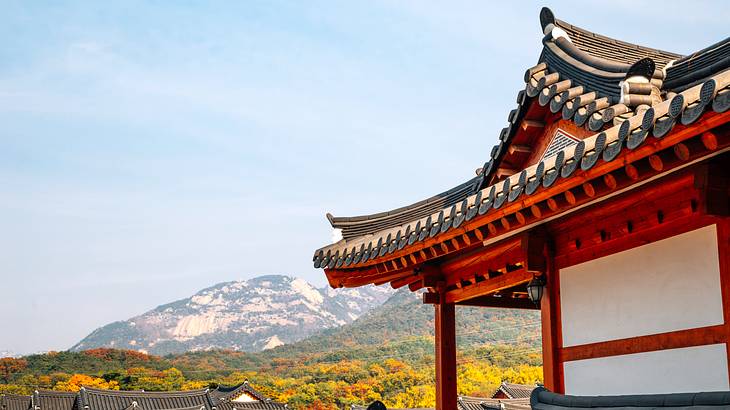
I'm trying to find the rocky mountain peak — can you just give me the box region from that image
[71,275,394,355]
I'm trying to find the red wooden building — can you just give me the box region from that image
[313,8,730,410]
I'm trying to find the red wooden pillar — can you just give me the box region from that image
[540,248,562,393]
[435,302,457,410]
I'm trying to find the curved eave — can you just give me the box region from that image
[328,177,480,240]
[314,68,730,284]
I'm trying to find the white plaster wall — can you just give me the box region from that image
[560,225,722,347]
[563,344,730,395]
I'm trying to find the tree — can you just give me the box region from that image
[54,374,120,392]
[0,358,27,383]
[162,368,185,390]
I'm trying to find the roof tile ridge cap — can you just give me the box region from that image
[327,178,475,225]
[327,198,446,226]
[552,17,681,59]
[548,34,632,74]
[543,41,626,80]
[328,189,468,247]
[318,199,446,263]
[77,387,87,410]
[203,390,216,410]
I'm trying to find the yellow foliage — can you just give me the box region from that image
[54,374,119,392]
[181,380,209,390]
[389,385,435,409]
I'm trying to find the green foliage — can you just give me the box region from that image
[3,292,542,409]
[1,342,541,410]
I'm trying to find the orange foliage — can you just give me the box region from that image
[54,374,120,392]
[0,358,28,383]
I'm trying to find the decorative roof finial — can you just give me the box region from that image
[540,7,555,32]
[626,58,656,80]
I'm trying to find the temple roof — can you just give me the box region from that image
[78,388,215,410]
[493,383,535,400]
[217,404,286,410]
[1,395,32,410]
[210,382,285,410]
[313,7,730,281]
[459,396,531,410]
[543,8,680,68]
[210,382,266,402]
[32,391,79,410]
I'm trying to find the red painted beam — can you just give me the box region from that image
[559,324,727,362]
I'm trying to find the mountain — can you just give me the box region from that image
[263,288,541,361]
[71,275,394,355]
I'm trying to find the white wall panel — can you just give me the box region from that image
[560,225,722,347]
[563,344,730,395]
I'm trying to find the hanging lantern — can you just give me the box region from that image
[527,275,546,305]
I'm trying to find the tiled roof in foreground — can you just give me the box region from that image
[1,395,31,410]
[5,384,284,410]
[79,387,215,410]
[459,396,531,410]
[210,382,286,410]
[493,382,535,400]
[312,7,730,279]
[32,390,79,410]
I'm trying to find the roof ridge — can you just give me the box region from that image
[81,388,209,396]
[328,177,478,224]
[33,391,78,396]
[540,7,681,68]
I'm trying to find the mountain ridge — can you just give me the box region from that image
[71,275,394,355]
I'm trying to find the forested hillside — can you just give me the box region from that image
[1,288,542,409]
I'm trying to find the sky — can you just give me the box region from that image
[0,1,728,355]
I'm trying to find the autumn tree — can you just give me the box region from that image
[54,374,120,392]
[0,358,27,383]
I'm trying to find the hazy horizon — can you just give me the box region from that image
[2,1,728,355]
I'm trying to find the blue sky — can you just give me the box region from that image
[1,1,728,355]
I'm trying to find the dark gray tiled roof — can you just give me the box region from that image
[32,390,79,410]
[494,383,535,400]
[312,6,730,273]
[216,403,285,410]
[210,382,266,403]
[457,396,487,410]
[2,395,32,410]
[665,36,730,91]
[211,382,285,410]
[460,396,531,410]
[79,388,215,410]
[328,177,480,241]
[544,8,681,68]
[531,387,730,409]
